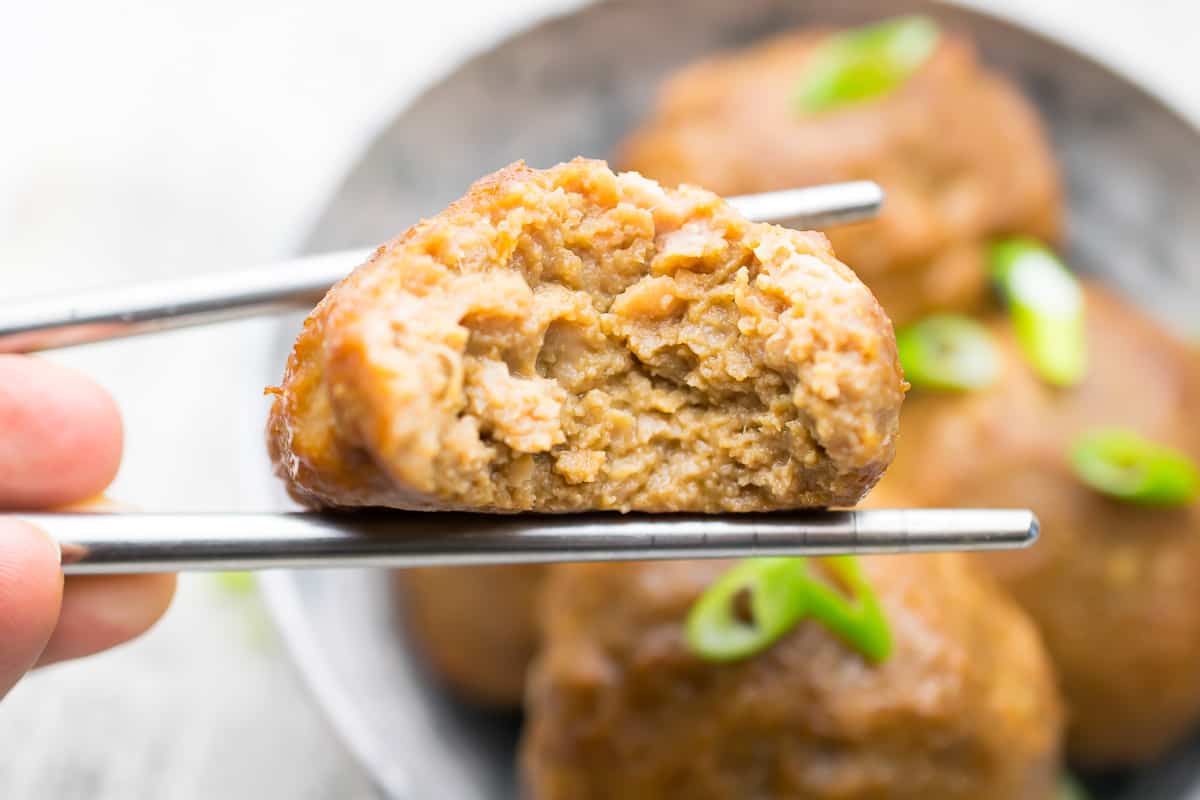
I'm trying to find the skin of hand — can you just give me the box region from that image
[0,356,176,698]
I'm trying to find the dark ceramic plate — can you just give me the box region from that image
[252,1,1200,796]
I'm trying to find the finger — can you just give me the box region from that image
[36,498,177,666]
[0,356,123,508]
[0,519,63,696]
[36,573,176,666]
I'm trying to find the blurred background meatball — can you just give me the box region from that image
[521,555,1063,799]
[868,284,1200,767]
[396,566,545,707]
[618,25,1061,326]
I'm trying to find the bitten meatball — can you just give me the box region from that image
[618,27,1061,326]
[521,555,1063,799]
[268,158,904,512]
[868,285,1200,766]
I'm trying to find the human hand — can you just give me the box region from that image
[0,356,175,698]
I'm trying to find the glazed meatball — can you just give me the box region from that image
[868,285,1200,766]
[521,555,1063,799]
[395,565,545,707]
[268,158,904,512]
[618,27,1061,326]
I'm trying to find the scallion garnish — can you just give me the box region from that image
[801,556,892,661]
[896,314,1000,392]
[1070,428,1200,507]
[989,237,1087,387]
[684,558,808,661]
[793,16,941,114]
[686,556,891,663]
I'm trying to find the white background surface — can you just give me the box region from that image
[1,1,1197,797]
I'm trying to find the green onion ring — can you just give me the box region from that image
[800,556,892,663]
[896,314,1001,392]
[686,556,891,663]
[989,237,1087,387]
[1070,428,1200,507]
[685,558,808,661]
[793,16,941,114]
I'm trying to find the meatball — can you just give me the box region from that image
[394,565,544,707]
[867,285,1200,766]
[268,158,904,512]
[521,555,1063,799]
[618,27,1061,326]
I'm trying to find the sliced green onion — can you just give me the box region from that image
[801,556,892,662]
[215,571,257,596]
[989,237,1087,387]
[896,314,1000,392]
[686,556,891,663]
[794,16,941,114]
[1057,773,1090,800]
[685,557,808,661]
[1070,428,1200,507]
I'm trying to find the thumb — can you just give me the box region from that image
[0,518,63,697]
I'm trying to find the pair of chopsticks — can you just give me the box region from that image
[1,180,1041,573]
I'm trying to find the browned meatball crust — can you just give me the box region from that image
[394,565,545,707]
[868,285,1200,766]
[521,555,1062,799]
[268,159,904,512]
[618,29,1061,326]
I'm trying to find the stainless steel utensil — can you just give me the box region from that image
[2,175,1035,573]
[0,180,883,354]
[21,508,1036,574]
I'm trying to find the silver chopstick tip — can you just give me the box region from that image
[972,508,1039,550]
[1026,511,1040,546]
[855,508,1040,554]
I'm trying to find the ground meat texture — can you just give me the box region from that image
[268,159,904,512]
[394,565,544,707]
[521,555,1062,799]
[617,29,1061,327]
[865,285,1200,767]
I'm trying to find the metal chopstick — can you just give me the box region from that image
[15,507,1037,575]
[0,181,884,354]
